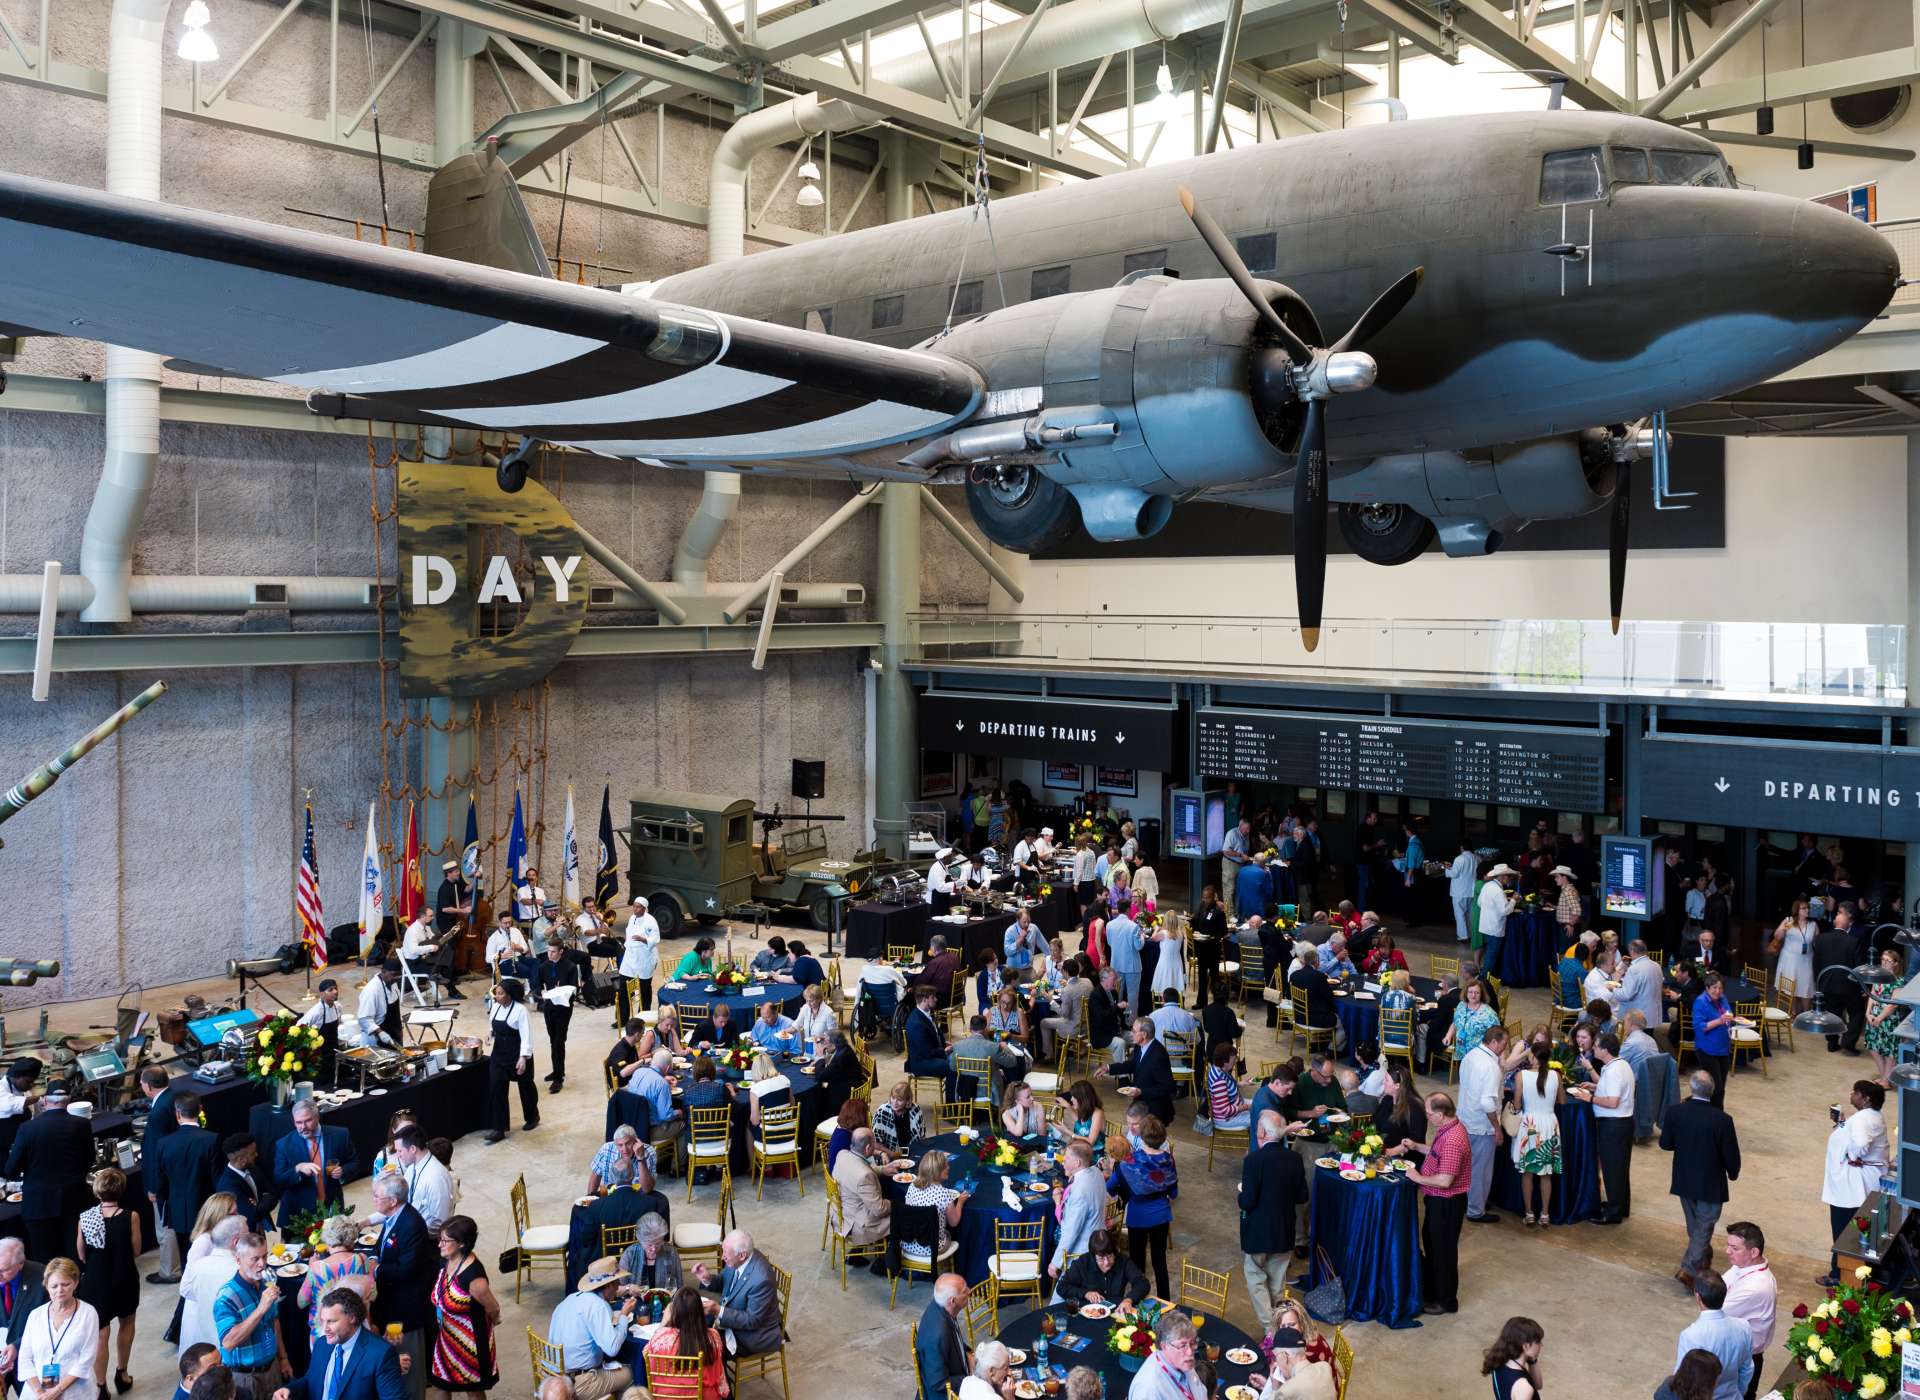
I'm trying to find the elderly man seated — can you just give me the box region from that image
[830,1128,892,1248]
[693,1231,783,1365]
[1253,1327,1337,1400]
[625,1049,684,1146]
[747,1002,802,1055]
[547,1257,637,1400]
[962,1342,1018,1400]
[585,1125,657,1195]
[1055,1229,1148,1310]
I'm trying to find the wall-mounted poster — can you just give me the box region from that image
[921,751,957,798]
[1044,762,1084,790]
[1095,767,1137,797]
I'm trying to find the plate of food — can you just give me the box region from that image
[576,1196,599,1207]
[1322,1112,1351,1124]
[1117,1086,1140,1098]
[1079,1303,1112,1320]
[1026,1184,1050,1195]
[358,1230,381,1247]
[1314,1156,1340,1169]
[894,1172,916,1184]
[1014,1382,1043,1399]
[1225,1387,1258,1400]
[1005,1350,1027,1367]
[1339,1168,1367,1182]
[276,1264,306,1279]
[1389,1160,1413,1173]
[1224,1349,1259,1368]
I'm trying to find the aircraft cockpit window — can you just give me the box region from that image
[1610,146,1649,184]
[871,293,905,329]
[646,309,722,367]
[1650,149,1732,188]
[1540,147,1604,204]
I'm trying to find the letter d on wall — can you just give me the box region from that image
[398,461,587,698]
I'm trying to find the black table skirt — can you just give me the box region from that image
[247,1060,493,1189]
[846,903,931,959]
[847,898,1073,962]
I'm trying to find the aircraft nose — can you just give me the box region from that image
[1791,200,1900,327]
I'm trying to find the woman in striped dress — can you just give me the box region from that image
[1204,1042,1252,1132]
[429,1216,501,1398]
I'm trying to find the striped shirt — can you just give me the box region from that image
[1207,1066,1247,1123]
[212,1273,278,1370]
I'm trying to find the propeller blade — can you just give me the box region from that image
[1330,266,1426,355]
[1294,397,1328,652]
[1609,456,1630,635]
[1177,186,1314,364]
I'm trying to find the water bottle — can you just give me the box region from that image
[1037,1333,1050,1373]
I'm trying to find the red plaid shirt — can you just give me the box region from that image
[1419,1118,1471,1198]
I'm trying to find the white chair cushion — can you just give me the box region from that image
[814,1119,836,1138]
[757,1139,799,1156]
[690,1140,731,1160]
[989,1254,1042,1282]
[519,1224,570,1251]
[1026,1073,1059,1091]
[1219,962,1240,975]
[1761,1007,1791,1021]
[1730,1028,1763,1045]
[675,1223,723,1249]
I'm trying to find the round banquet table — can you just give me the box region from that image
[1304,1161,1423,1328]
[1492,1097,1601,1224]
[656,977,806,1020]
[888,1130,1060,1285]
[1331,976,1440,1064]
[1489,909,1557,988]
[997,1302,1262,1397]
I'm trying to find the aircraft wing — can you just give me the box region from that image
[0,172,983,462]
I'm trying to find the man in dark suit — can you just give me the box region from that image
[687,1003,739,1051]
[1288,946,1338,1048]
[152,1092,224,1256]
[1238,1111,1309,1319]
[693,1230,783,1369]
[3,1082,93,1263]
[365,1175,433,1400]
[1659,1070,1742,1289]
[0,1235,48,1396]
[273,1099,359,1229]
[531,939,584,1093]
[216,1135,270,1232]
[903,988,951,1084]
[1102,1018,1175,1125]
[914,1274,970,1400]
[1815,908,1869,1053]
[273,1287,406,1400]
[138,1066,183,1282]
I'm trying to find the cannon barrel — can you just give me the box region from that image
[0,957,60,985]
[0,680,168,826]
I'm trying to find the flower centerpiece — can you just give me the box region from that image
[713,1039,757,1073]
[710,963,750,990]
[1106,1299,1165,1372]
[970,1131,1022,1170]
[283,1200,353,1252]
[1783,1265,1914,1396]
[248,1013,325,1101]
[1329,1122,1384,1174]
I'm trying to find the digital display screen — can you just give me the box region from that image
[1601,834,1654,921]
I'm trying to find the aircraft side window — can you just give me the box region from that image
[1650,149,1732,188]
[1235,232,1277,274]
[1610,146,1649,184]
[871,293,905,329]
[1539,147,1604,205]
[1123,248,1169,276]
[953,281,983,318]
[1031,264,1071,300]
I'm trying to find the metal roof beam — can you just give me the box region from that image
[1704,127,1913,162]
[754,0,953,62]
[1341,0,1458,63]
[1657,45,1920,124]
[1444,0,1627,109]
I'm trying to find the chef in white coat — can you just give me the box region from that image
[925,848,956,915]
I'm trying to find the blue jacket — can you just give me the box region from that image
[150,1124,223,1234]
[215,1164,269,1231]
[1691,992,1734,1057]
[904,1007,947,1073]
[915,1300,968,1400]
[1234,864,1273,921]
[273,1125,359,1227]
[283,1329,407,1400]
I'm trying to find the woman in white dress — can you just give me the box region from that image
[17,1258,100,1400]
[1769,897,1816,1010]
[1509,1040,1564,1228]
[1148,912,1188,1001]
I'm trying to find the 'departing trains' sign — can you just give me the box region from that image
[1641,736,1920,842]
[918,693,1178,770]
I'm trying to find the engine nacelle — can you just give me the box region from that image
[929,274,1317,541]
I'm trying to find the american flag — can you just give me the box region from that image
[297,802,328,970]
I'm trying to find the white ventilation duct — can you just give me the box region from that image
[671,470,741,589]
[78,0,172,623]
[0,575,383,613]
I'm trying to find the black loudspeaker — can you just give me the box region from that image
[792,759,826,800]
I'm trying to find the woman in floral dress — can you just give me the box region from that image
[429,1216,501,1399]
[1865,947,1911,1087]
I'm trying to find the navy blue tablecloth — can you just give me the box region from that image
[1489,910,1557,988]
[891,1130,1059,1285]
[1305,1163,1423,1328]
[656,979,806,1020]
[996,1304,1259,1396]
[1492,1098,1601,1223]
[1332,977,1439,1064]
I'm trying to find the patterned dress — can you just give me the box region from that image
[1867,986,1910,1055]
[430,1256,498,1390]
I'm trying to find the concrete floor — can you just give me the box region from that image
[25,919,1879,1400]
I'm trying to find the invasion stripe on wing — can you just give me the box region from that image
[498,381,874,442]
[276,322,601,393]
[432,365,792,429]
[567,400,954,461]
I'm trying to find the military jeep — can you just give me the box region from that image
[750,823,913,930]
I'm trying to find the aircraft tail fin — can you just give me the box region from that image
[424,150,552,279]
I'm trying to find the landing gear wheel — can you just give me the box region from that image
[497,458,528,493]
[648,891,685,939]
[1338,502,1435,566]
[809,893,837,932]
[964,468,1082,554]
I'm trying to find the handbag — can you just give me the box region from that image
[1301,1246,1348,1325]
[1499,1103,1524,1138]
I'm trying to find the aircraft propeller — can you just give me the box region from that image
[1177,187,1423,652]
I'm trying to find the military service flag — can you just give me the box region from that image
[594,784,618,908]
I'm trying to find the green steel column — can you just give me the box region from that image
[1906,432,1920,915]
[872,139,919,857]
[423,695,475,866]
[433,19,475,165]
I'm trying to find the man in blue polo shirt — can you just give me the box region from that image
[213,1234,285,1393]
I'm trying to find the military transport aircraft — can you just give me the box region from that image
[0,107,1896,648]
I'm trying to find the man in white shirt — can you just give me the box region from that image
[1446,843,1479,944]
[486,910,532,969]
[1221,819,1252,920]
[355,961,403,1045]
[1033,828,1056,864]
[924,848,956,915]
[618,899,661,1021]
[1456,1023,1507,1224]
[296,981,341,1033]
[385,1126,455,1230]
[1585,948,1623,1009]
[178,1215,245,1354]
[1476,864,1516,968]
[1580,1034,1637,1224]
[1147,989,1198,1044]
[1615,940,1665,1028]
[1720,1221,1775,1399]
[399,912,458,998]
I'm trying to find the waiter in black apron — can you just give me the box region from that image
[295,979,343,1083]
[482,979,540,1144]
[531,940,583,1093]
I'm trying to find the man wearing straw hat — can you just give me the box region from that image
[545,1258,637,1400]
[1477,864,1518,974]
